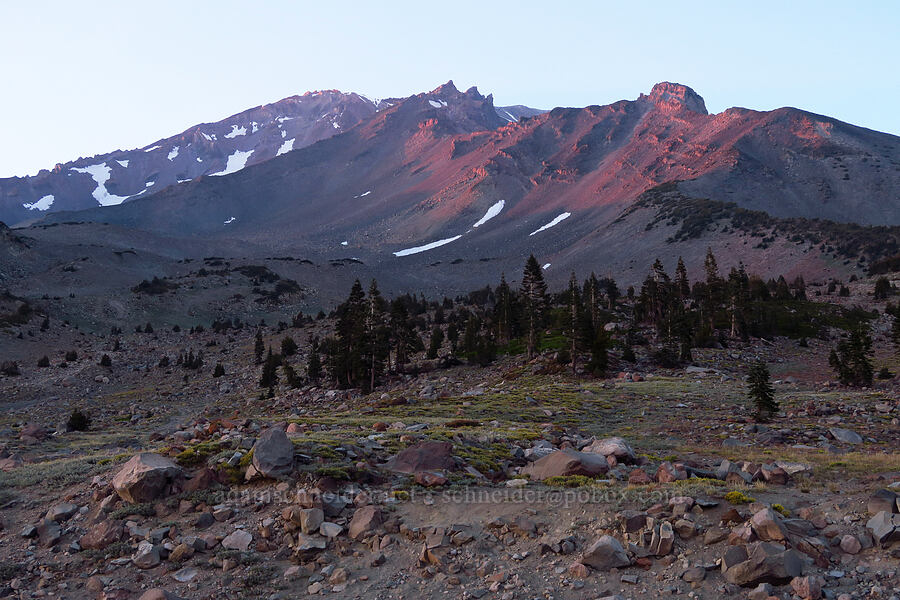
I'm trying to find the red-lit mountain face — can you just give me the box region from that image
[18,80,900,297]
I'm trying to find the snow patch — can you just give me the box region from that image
[341,241,348,246]
[251,121,259,133]
[276,138,295,156]
[224,217,236,224]
[332,121,340,129]
[145,181,155,187]
[23,195,54,211]
[69,163,130,206]
[167,146,179,161]
[196,157,203,162]
[542,263,551,270]
[281,130,287,138]
[276,116,295,123]
[224,124,247,138]
[393,235,462,257]
[529,212,571,236]
[428,99,448,109]
[473,199,504,228]
[143,145,160,152]
[116,160,129,168]
[502,110,518,123]
[353,190,372,198]
[210,149,254,176]
[201,132,216,142]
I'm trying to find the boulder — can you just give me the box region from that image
[251,428,294,478]
[384,441,455,474]
[299,508,324,535]
[866,511,900,545]
[46,502,78,522]
[20,423,48,441]
[583,437,636,463]
[137,590,185,600]
[221,529,253,551]
[112,453,184,503]
[867,489,898,515]
[723,542,802,587]
[828,427,862,444]
[80,520,124,550]
[581,535,631,570]
[791,575,825,600]
[839,534,861,554]
[655,462,687,483]
[348,505,383,540]
[522,449,608,481]
[320,522,343,539]
[750,508,789,541]
[648,521,675,556]
[36,519,61,547]
[132,541,161,569]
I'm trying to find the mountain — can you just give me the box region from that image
[0,85,545,227]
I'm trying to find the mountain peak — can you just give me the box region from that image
[430,80,459,95]
[645,82,707,115]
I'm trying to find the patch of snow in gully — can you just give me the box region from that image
[224,124,247,138]
[529,212,571,236]
[23,195,54,211]
[393,235,462,257]
[473,200,504,228]
[210,150,254,176]
[276,139,295,156]
[69,163,130,206]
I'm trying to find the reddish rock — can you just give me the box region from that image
[384,441,455,474]
[183,468,216,492]
[791,575,824,600]
[414,471,448,487]
[112,453,184,503]
[567,562,590,578]
[656,462,687,483]
[522,449,609,481]
[80,520,124,550]
[348,505,383,540]
[628,469,652,484]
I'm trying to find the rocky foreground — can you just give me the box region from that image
[0,332,898,600]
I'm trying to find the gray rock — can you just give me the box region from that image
[828,427,862,444]
[221,529,253,551]
[46,502,78,522]
[649,521,675,556]
[251,428,294,479]
[868,489,898,515]
[583,437,636,463]
[133,541,161,569]
[319,522,343,539]
[581,535,631,570]
[723,542,802,587]
[866,511,900,545]
[299,508,324,535]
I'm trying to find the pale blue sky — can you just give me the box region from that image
[2,0,898,177]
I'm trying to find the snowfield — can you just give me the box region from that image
[224,217,236,224]
[276,138,295,156]
[116,160,129,168]
[167,146,179,161]
[473,199,504,228]
[393,235,462,257]
[143,145,160,152]
[23,195,54,211]
[428,99,448,108]
[210,150,254,176]
[529,212,571,236]
[69,163,130,206]
[224,125,247,138]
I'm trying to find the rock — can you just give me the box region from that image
[655,462,687,483]
[132,541,161,569]
[583,437,636,463]
[775,461,812,476]
[649,521,675,556]
[137,590,185,600]
[37,519,61,547]
[0,454,23,471]
[581,535,630,570]
[299,508,324,535]
[683,566,705,582]
[868,489,898,515]
[866,511,900,545]
[19,423,48,441]
[194,511,214,529]
[791,575,824,600]
[747,583,774,600]
[568,562,590,578]
[522,449,608,481]
[674,519,696,539]
[839,534,861,554]
[168,543,194,562]
[704,527,728,544]
[750,508,789,541]
[828,427,862,444]
[348,505,383,540]
[384,441,455,474]
[723,542,802,587]
[628,469,651,484]
[320,522,343,539]
[80,520,123,550]
[296,533,327,553]
[112,453,184,503]
[46,502,78,522]
[759,464,788,485]
[171,567,198,583]
[620,510,647,533]
[414,471,449,487]
[221,529,253,551]
[251,428,294,478]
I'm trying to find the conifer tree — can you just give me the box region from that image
[259,347,280,390]
[675,257,690,301]
[281,336,298,357]
[389,298,416,369]
[364,280,389,392]
[254,330,265,364]
[426,326,444,359]
[829,325,874,386]
[494,274,516,344]
[565,272,584,375]
[307,337,322,382]
[747,361,778,421]
[520,255,548,358]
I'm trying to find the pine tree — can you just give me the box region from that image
[587,329,608,377]
[675,257,690,301]
[282,362,301,388]
[213,363,225,378]
[520,255,548,358]
[364,280,389,392]
[281,336,298,357]
[254,330,265,364]
[426,326,444,359]
[747,361,778,421]
[307,337,322,382]
[565,272,583,375]
[494,274,516,344]
[259,347,280,389]
[829,325,874,386]
[389,298,416,369]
